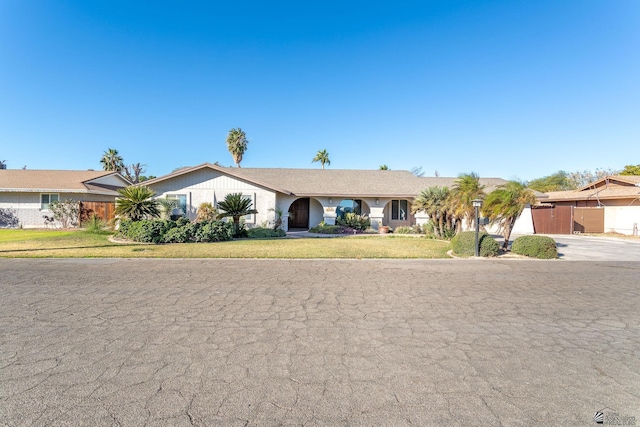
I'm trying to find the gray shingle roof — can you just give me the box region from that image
[143,163,509,197]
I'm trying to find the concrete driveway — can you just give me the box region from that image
[1,259,638,426]
[546,234,640,261]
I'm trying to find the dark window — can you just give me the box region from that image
[391,200,408,220]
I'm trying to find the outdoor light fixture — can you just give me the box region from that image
[375,199,379,205]
[328,198,333,204]
[472,199,483,257]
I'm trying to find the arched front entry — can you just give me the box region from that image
[288,197,310,229]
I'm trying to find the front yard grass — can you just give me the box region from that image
[0,229,451,259]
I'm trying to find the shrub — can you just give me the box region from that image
[193,220,234,242]
[309,224,345,234]
[337,213,371,231]
[195,202,217,222]
[163,224,195,243]
[83,213,109,234]
[119,218,233,243]
[423,221,457,240]
[394,225,422,234]
[118,219,176,243]
[50,199,80,228]
[512,235,558,259]
[451,231,500,257]
[247,227,286,238]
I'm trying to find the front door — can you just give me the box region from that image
[288,198,310,229]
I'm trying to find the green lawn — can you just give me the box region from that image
[0,229,451,259]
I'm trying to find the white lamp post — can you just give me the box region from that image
[472,199,483,257]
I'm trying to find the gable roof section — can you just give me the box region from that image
[0,170,130,195]
[143,163,509,198]
[141,163,295,195]
[544,175,640,202]
[577,175,640,191]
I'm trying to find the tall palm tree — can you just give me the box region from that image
[379,164,389,170]
[412,186,455,239]
[483,181,537,250]
[216,193,258,237]
[226,128,248,167]
[100,148,124,172]
[312,149,330,169]
[451,172,486,230]
[114,186,160,221]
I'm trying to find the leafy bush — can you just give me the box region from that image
[247,227,286,238]
[118,219,176,243]
[309,224,345,234]
[394,225,423,234]
[337,213,370,231]
[451,231,500,257]
[193,221,234,242]
[163,224,195,243]
[119,218,233,243]
[512,235,558,259]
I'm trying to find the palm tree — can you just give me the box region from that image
[114,186,160,221]
[216,193,258,237]
[483,181,537,250]
[100,148,124,172]
[312,149,330,169]
[379,164,389,170]
[451,172,486,230]
[412,186,455,239]
[226,128,248,167]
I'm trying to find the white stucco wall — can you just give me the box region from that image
[604,206,640,235]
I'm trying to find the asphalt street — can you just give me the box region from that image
[1,258,639,426]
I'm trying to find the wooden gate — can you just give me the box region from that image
[79,201,116,224]
[531,205,573,234]
[573,207,604,233]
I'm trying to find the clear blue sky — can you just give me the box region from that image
[1,0,639,181]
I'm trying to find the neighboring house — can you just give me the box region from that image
[141,163,511,231]
[534,175,640,235]
[0,169,130,228]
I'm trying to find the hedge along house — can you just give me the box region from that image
[0,169,130,228]
[141,163,511,231]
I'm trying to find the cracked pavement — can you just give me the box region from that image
[1,259,639,426]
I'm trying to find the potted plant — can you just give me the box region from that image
[379,225,390,234]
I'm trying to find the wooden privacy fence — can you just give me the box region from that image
[532,205,604,234]
[573,207,604,233]
[79,201,116,224]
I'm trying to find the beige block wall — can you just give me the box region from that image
[605,206,640,235]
